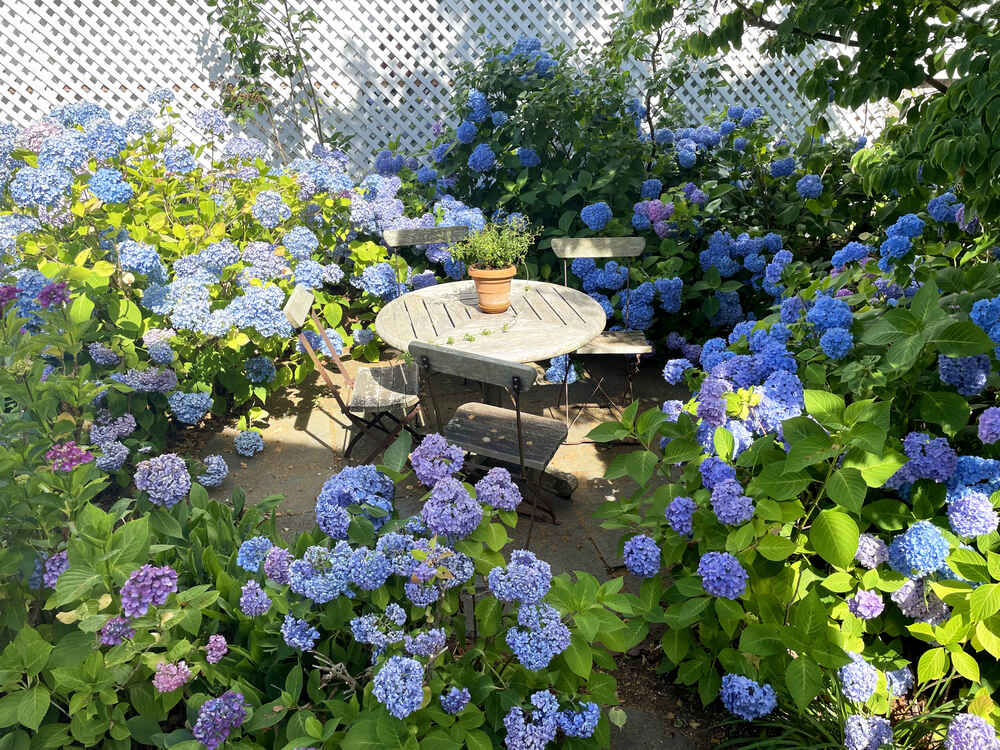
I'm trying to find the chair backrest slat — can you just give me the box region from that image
[550,237,644,258]
[383,225,468,248]
[409,341,537,391]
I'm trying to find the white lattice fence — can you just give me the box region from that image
[1,0,883,173]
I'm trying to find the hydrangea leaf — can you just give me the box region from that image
[809,510,859,569]
[917,391,970,436]
[785,656,822,711]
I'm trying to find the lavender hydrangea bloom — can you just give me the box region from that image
[288,543,354,603]
[848,590,884,619]
[623,534,661,577]
[698,552,747,599]
[719,674,777,720]
[121,564,178,617]
[263,546,292,585]
[839,652,878,702]
[441,687,471,715]
[99,616,135,646]
[700,457,736,490]
[557,702,601,738]
[372,656,425,719]
[42,550,69,588]
[979,407,1000,444]
[666,496,696,536]
[152,660,191,693]
[945,713,1000,750]
[947,492,999,537]
[96,441,129,472]
[167,391,213,424]
[422,477,483,539]
[855,534,889,569]
[239,580,272,616]
[409,433,465,487]
[844,715,893,750]
[348,547,392,590]
[134,453,191,507]
[404,628,446,657]
[474,467,522,511]
[192,691,247,750]
[886,667,913,696]
[316,464,394,530]
[891,579,950,625]
[204,634,228,664]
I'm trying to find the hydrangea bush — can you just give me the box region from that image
[589,195,1000,745]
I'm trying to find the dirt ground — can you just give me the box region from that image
[177,354,727,748]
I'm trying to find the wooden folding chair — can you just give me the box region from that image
[410,341,569,545]
[550,237,653,410]
[282,284,423,464]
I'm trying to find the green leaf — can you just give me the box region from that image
[803,390,844,427]
[17,685,49,732]
[917,392,971,436]
[715,598,743,636]
[587,422,631,443]
[739,624,785,656]
[917,647,948,683]
[825,468,867,514]
[713,428,735,462]
[748,463,813,500]
[660,628,691,664]
[842,449,907,487]
[45,566,102,609]
[950,650,980,683]
[562,635,592,679]
[821,572,855,593]
[785,657,822,711]
[68,295,95,325]
[382,432,413,474]
[784,434,838,474]
[791,593,827,643]
[624,450,659,486]
[934,321,994,356]
[464,730,492,750]
[970,583,1000,621]
[758,534,797,561]
[810,510,859,569]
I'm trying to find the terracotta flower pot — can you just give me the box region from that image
[468,265,517,313]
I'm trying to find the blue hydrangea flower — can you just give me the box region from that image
[545,354,578,384]
[844,715,893,750]
[409,433,465,487]
[806,295,852,332]
[820,327,853,359]
[938,354,989,396]
[945,713,999,750]
[796,174,822,198]
[580,202,612,231]
[886,667,913,697]
[928,192,960,223]
[467,143,495,171]
[769,157,795,177]
[698,552,747,599]
[556,702,600,738]
[518,147,540,167]
[422,477,482,539]
[456,121,477,144]
[662,358,692,385]
[947,492,998,537]
[348,547,392,590]
[280,615,319,650]
[640,178,662,199]
[491,111,509,126]
[162,146,195,174]
[839,652,878,702]
[9,165,73,208]
[441,687,471,715]
[237,536,273,572]
[88,168,133,203]
[197,455,229,487]
[416,165,437,183]
[711,480,755,525]
[372,656,424,719]
[488,550,551,604]
[665,496,696,536]
[466,89,490,122]
[979,407,1000,444]
[282,226,318,259]
[888,521,949,578]
[245,355,276,383]
[623,534,660,577]
[720,674,777,720]
[317,464,394,530]
[503,690,559,750]
[235,430,264,457]
[252,190,291,228]
[167,391,213,424]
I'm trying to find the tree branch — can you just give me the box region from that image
[732,1,861,47]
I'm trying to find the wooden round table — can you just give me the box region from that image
[374,280,607,362]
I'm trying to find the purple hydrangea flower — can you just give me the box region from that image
[121,564,178,617]
[409,433,465,487]
[281,615,320,650]
[421,478,483,539]
[855,534,889,569]
[46,441,93,472]
[503,690,559,750]
[99,616,135,646]
[979,407,1000,444]
[239,580,272,616]
[666,496,696,536]
[263,546,292,585]
[204,634,228,664]
[372,656,425,718]
[152,660,191,692]
[839,652,878,702]
[474,467,522,511]
[134,453,191,507]
[711,480,755,525]
[192,691,247,750]
[848,590,885,619]
[844,715,893,750]
[945,713,1000,750]
[947,492,999,537]
[42,550,69,588]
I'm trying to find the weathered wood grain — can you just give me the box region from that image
[550,237,645,258]
[576,329,653,355]
[443,402,568,470]
[409,341,538,390]
[383,226,468,247]
[376,280,606,363]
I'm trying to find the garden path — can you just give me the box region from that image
[182,356,714,748]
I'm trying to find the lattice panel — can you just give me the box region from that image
[1,0,884,174]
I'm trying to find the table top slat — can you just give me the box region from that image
[375,280,606,363]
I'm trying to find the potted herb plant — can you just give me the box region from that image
[450,219,537,313]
